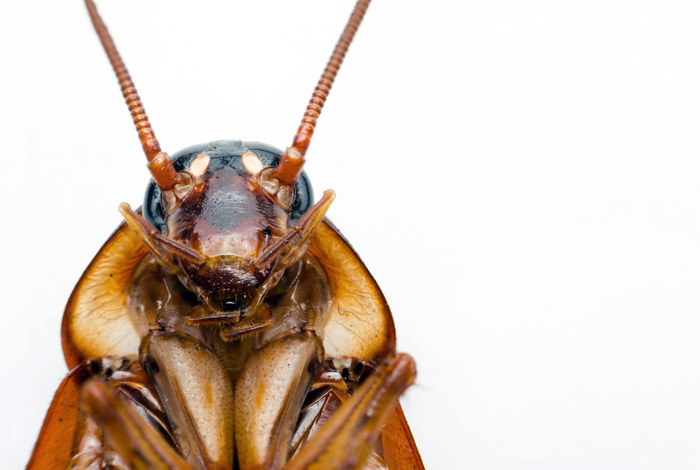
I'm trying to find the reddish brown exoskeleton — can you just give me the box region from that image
[28,1,423,469]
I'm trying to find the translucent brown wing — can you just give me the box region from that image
[309,219,396,363]
[27,362,89,470]
[62,222,146,369]
[62,219,396,367]
[379,404,425,470]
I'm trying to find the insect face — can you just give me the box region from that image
[164,161,288,312]
[139,141,318,316]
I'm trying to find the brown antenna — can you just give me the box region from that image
[273,0,373,186]
[84,0,182,191]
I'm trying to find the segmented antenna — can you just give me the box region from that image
[273,0,373,186]
[85,0,181,190]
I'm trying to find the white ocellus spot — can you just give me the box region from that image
[189,154,210,177]
[242,152,264,175]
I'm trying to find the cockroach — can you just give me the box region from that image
[26,0,423,469]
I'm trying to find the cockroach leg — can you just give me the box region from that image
[288,388,392,470]
[141,332,235,470]
[255,190,335,270]
[120,203,205,269]
[234,332,322,470]
[67,410,113,470]
[185,308,241,326]
[119,203,174,269]
[79,379,190,470]
[219,305,273,341]
[289,359,389,470]
[284,353,416,470]
[59,357,178,470]
[289,385,346,458]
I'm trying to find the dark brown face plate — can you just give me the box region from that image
[167,167,285,256]
[164,162,288,311]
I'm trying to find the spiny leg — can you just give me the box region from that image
[284,353,416,470]
[289,357,363,456]
[79,379,190,470]
[29,356,183,470]
[289,359,391,470]
[290,385,388,470]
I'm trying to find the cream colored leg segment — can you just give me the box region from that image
[143,332,235,470]
[235,333,321,470]
[284,353,416,470]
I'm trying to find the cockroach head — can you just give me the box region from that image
[137,140,317,313]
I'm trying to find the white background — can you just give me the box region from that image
[2,0,700,468]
